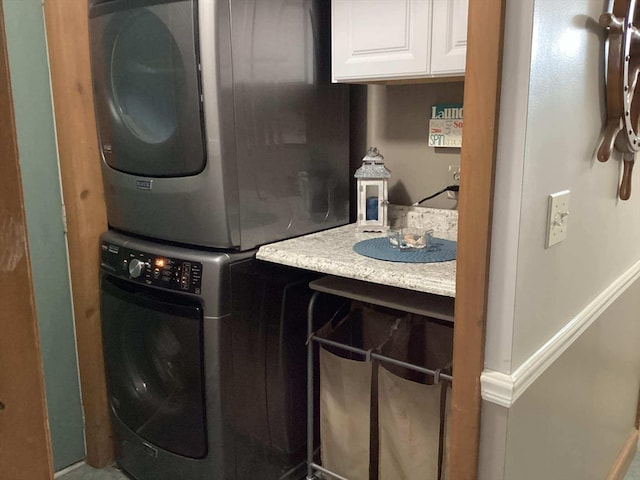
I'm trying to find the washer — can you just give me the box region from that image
[99,230,317,479]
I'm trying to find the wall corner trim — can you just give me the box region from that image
[481,257,640,408]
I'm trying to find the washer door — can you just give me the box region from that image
[100,275,207,458]
[89,0,205,177]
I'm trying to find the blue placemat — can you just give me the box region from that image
[353,237,456,263]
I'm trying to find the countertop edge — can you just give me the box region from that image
[256,244,456,298]
[256,251,456,298]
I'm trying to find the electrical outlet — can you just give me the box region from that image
[546,190,570,248]
[448,165,460,199]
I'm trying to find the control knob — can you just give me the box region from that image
[128,259,147,278]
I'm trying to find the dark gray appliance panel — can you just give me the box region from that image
[229,0,350,249]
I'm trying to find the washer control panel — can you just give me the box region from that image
[101,242,203,295]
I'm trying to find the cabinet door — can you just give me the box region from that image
[331,0,431,82]
[430,0,468,75]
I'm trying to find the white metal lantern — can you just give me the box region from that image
[354,147,390,231]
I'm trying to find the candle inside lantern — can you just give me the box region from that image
[366,196,378,220]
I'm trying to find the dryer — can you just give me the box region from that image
[88,0,350,250]
[99,230,322,479]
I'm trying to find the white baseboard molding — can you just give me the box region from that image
[481,258,640,408]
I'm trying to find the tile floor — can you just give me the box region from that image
[57,464,130,480]
[626,451,640,480]
[58,449,640,480]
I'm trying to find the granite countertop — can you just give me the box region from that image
[256,207,457,298]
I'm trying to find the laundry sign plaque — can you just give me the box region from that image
[428,103,463,148]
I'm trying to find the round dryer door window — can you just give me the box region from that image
[111,12,181,145]
[89,1,205,177]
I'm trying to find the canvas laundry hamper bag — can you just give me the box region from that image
[318,306,402,480]
[378,317,453,480]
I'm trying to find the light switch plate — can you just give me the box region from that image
[546,190,570,248]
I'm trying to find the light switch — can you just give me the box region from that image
[546,190,570,248]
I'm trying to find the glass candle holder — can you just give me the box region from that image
[388,228,433,250]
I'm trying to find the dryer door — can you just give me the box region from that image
[89,0,205,177]
[100,275,207,458]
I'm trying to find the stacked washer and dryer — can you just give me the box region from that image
[87,1,349,479]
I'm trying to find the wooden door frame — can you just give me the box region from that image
[449,0,505,478]
[43,0,112,467]
[43,0,507,476]
[0,1,54,477]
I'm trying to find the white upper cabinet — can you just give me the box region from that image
[430,0,468,75]
[331,0,431,82]
[331,0,468,82]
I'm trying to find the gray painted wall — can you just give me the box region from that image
[366,82,463,210]
[3,0,85,471]
[481,0,640,478]
[503,280,640,479]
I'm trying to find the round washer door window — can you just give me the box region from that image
[100,276,207,459]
